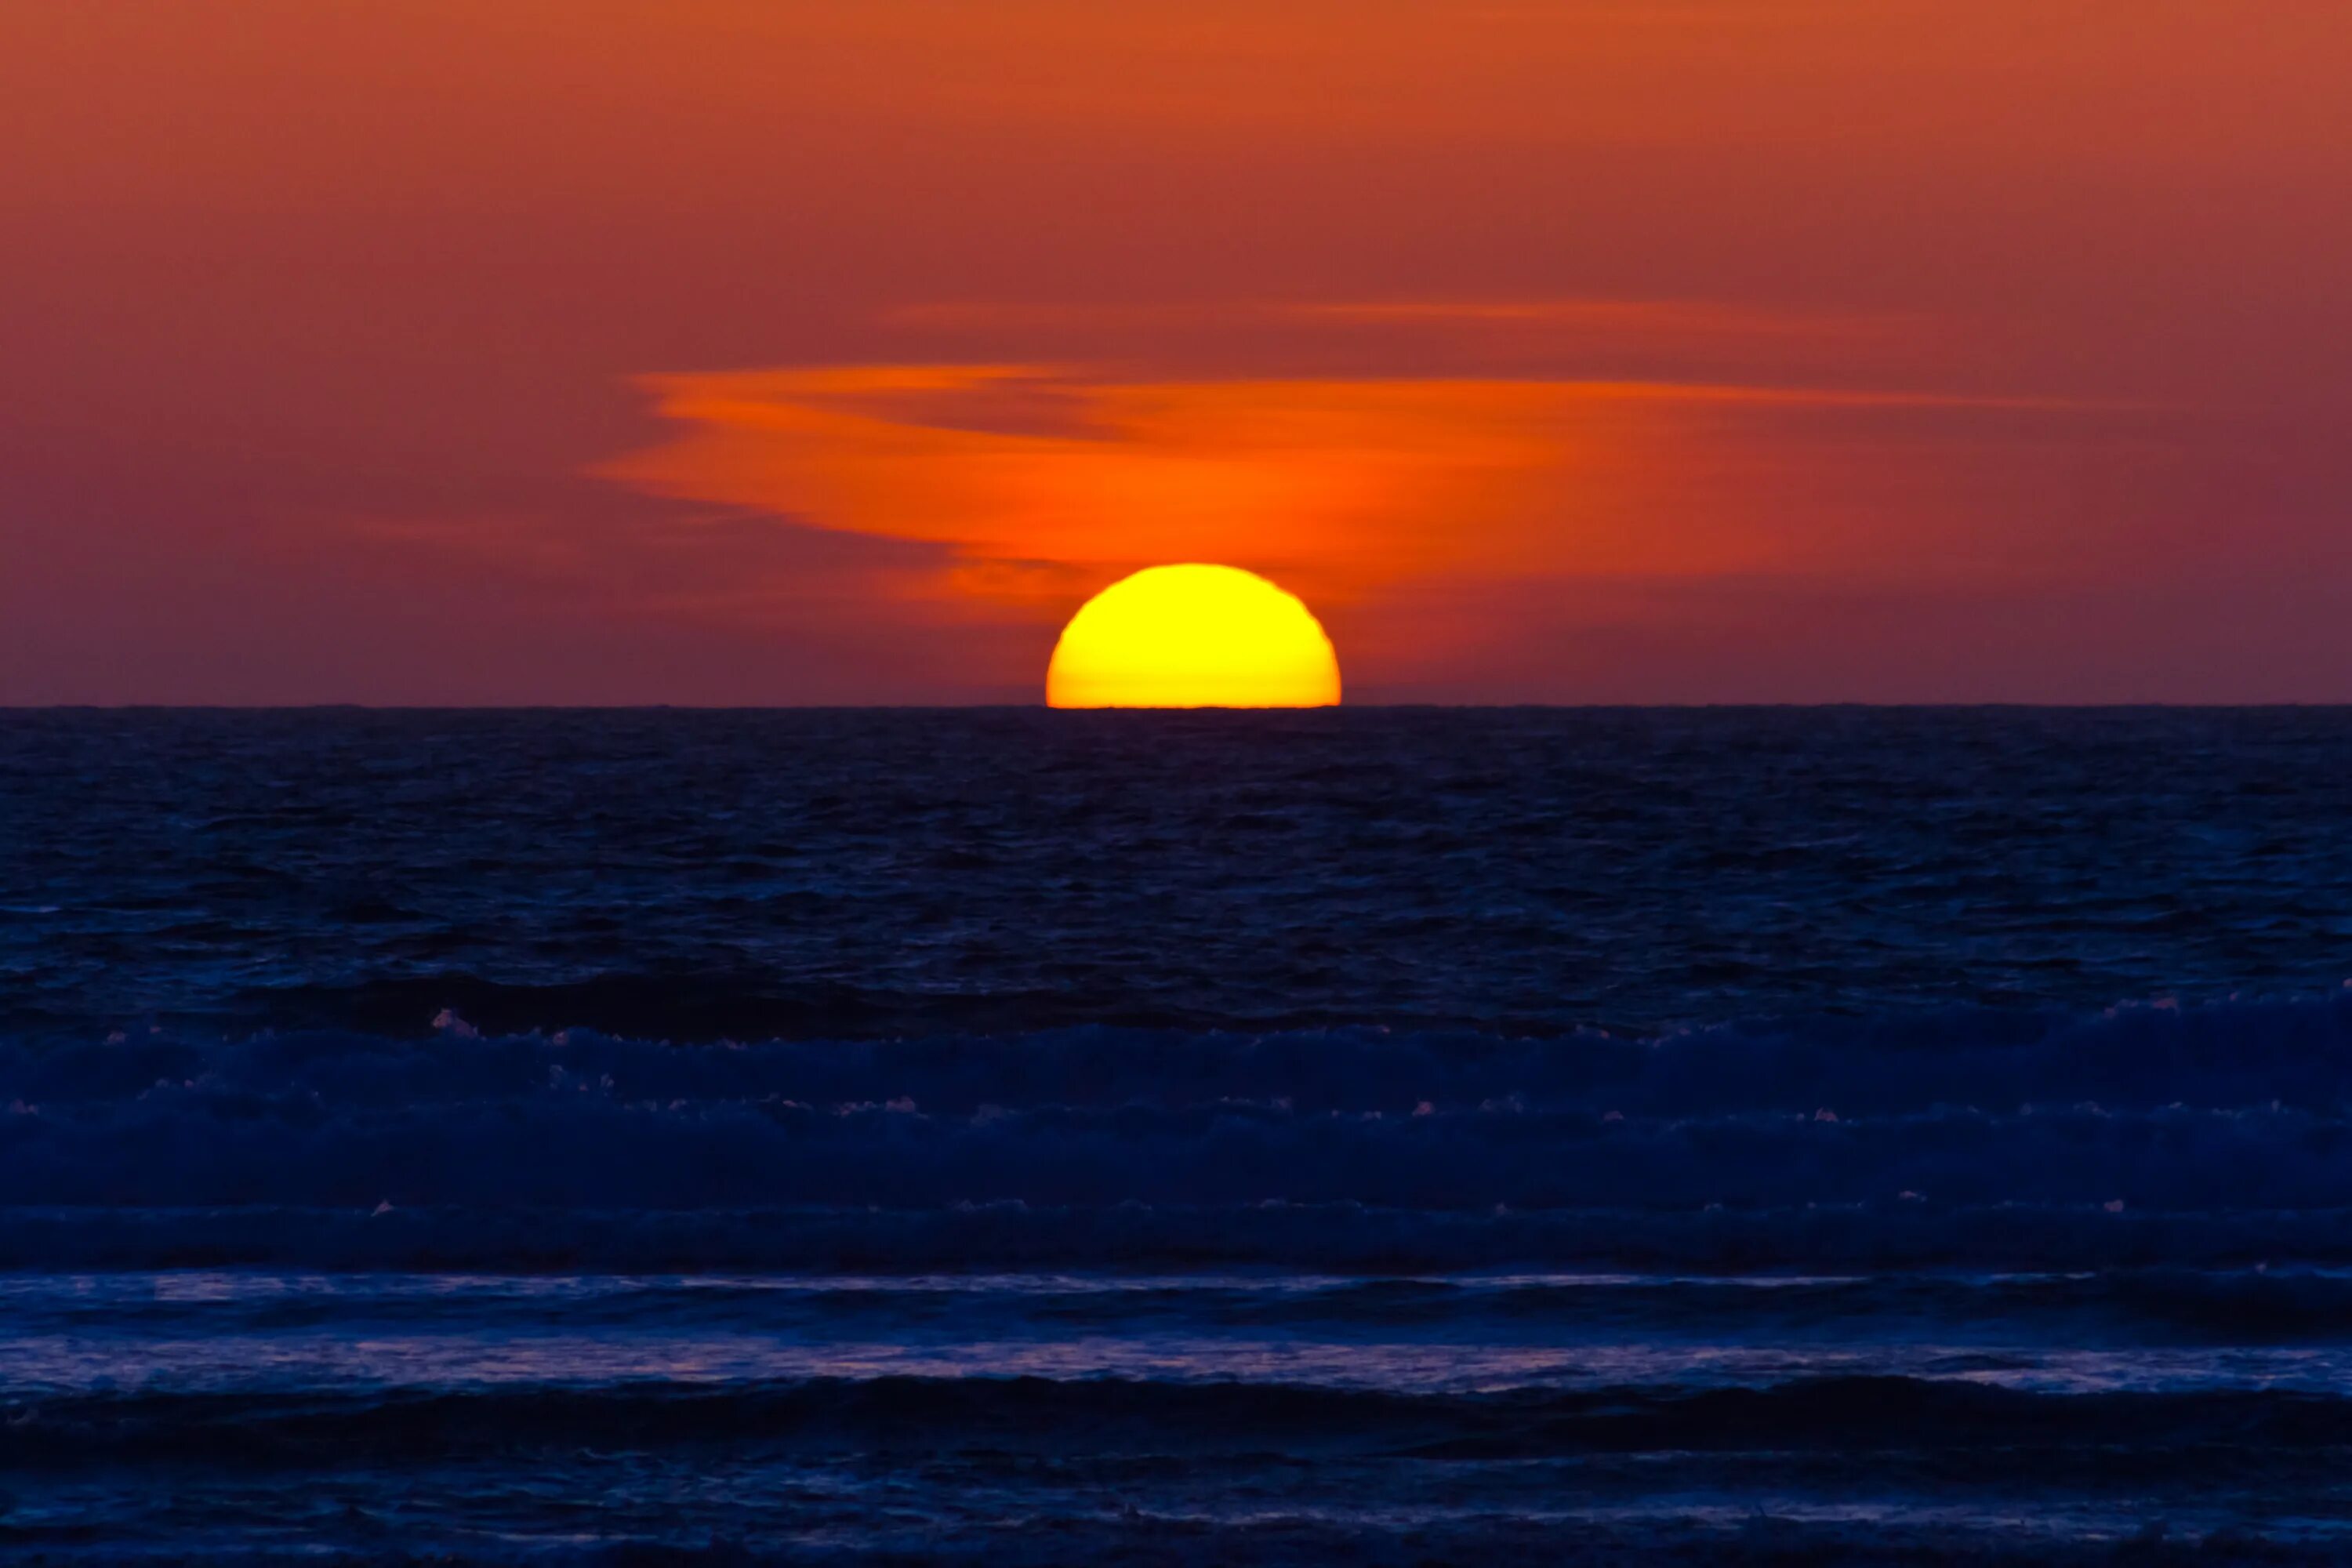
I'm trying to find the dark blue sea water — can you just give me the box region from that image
[5,708,2352,1563]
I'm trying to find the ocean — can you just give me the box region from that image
[4,707,2352,1563]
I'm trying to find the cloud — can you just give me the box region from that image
[596,358,2119,626]
[875,297,1943,389]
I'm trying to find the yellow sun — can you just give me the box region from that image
[1046,564,1341,709]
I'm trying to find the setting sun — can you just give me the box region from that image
[1045,565,1341,708]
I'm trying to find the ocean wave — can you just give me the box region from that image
[1,1527,2334,1568]
[4,1003,2352,1207]
[5,996,2350,1269]
[11,1099,2352,1210]
[7,1203,2352,1276]
[12,1374,2352,1470]
[13,1266,2352,1359]
[17,992,2352,1117]
[13,987,2352,1109]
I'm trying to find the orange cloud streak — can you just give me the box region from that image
[601,361,2111,627]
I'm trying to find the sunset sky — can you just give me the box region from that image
[5,1,2348,703]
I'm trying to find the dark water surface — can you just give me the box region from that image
[5,708,2352,1563]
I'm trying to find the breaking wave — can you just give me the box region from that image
[5,993,2350,1271]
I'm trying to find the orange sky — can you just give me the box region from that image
[3,1,2347,702]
